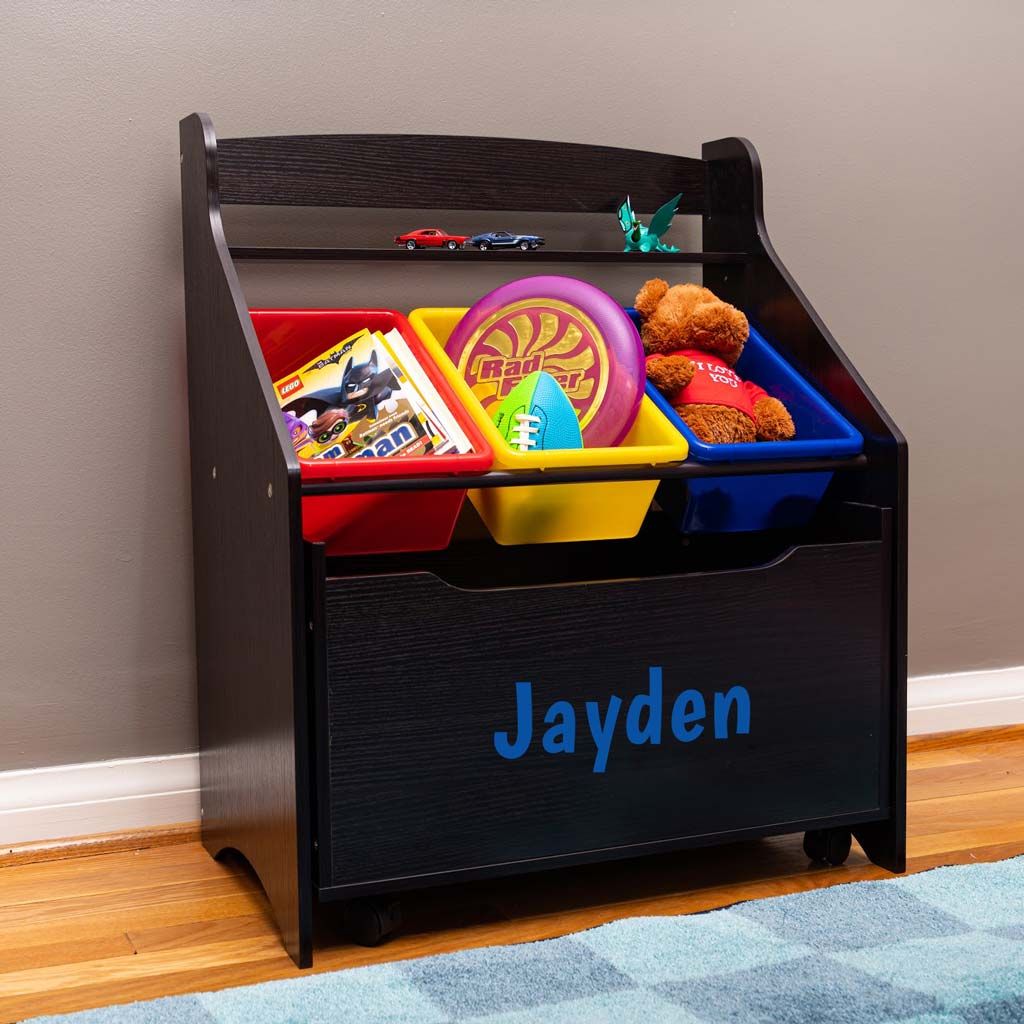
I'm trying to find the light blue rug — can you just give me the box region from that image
[30,856,1024,1024]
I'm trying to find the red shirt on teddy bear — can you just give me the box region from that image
[647,349,767,422]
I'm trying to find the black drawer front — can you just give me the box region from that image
[320,541,888,891]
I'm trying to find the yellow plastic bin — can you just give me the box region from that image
[408,308,689,545]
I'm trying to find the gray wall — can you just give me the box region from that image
[3,1,1022,771]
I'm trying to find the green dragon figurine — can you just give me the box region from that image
[616,193,683,253]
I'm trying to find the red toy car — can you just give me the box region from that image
[394,228,470,250]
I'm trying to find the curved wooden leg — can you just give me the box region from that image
[205,827,312,967]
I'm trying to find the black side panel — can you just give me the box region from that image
[703,138,907,872]
[180,113,312,966]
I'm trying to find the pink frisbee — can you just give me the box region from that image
[445,276,644,447]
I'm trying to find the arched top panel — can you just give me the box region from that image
[216,133,706,213]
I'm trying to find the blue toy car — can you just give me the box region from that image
[468,230,545,251]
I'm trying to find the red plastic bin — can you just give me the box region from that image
[250,309,493,556]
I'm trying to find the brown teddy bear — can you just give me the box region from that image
[636,279,796,444]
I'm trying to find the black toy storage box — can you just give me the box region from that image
[316,518,891,892]
[180,114,907,967]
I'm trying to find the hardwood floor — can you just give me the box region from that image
[1,726,1022,1023]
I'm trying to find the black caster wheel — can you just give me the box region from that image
[343,896,403,946]
[803,828,852,866]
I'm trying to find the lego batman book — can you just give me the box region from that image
[274,328,455,460]
[378,328,470,455]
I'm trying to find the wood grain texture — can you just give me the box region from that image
[0,822,199,868]
[702,136,908,874]
[322,540,889,892]
[0,845,241,908]
[0,727,1018,1024]
[179,113,313,967]
[216,134,706,213]
[909,725,1024,754]
[0,934,133,975]
[228,247,747,263]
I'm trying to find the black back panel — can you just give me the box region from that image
[217,133,706,212]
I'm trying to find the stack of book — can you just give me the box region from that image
[274,327,469,460]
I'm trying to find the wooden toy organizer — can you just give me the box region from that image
[179,113,907,967]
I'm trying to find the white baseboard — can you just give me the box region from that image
[1,666,1021,847]
[908,664,1024,735]
[0,753,200,847]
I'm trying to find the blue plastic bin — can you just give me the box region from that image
[626,309,864,532]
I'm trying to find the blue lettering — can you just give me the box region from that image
[585,696,622,774]
[494,681,533,760]
[494,675,752,769]
[626,666,662,745]
[714,686,751,739]
[542,700,576,754]
[671,689,706,742]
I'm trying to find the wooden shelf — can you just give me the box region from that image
[229,246,749,264]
